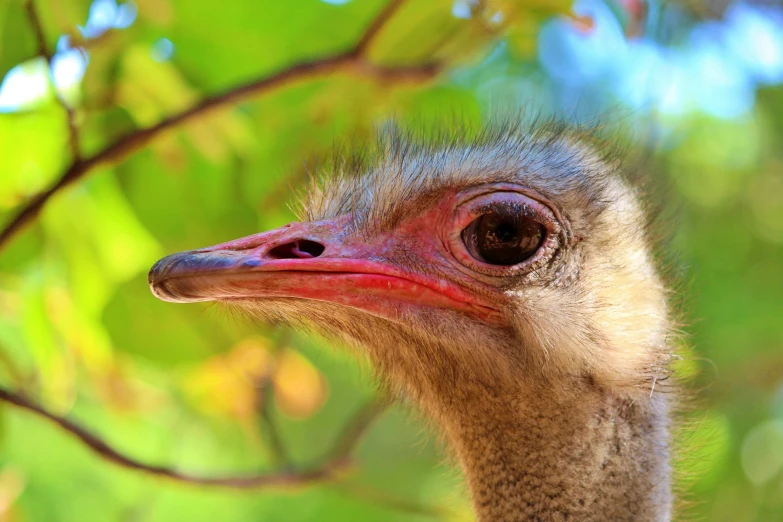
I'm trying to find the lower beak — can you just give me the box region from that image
[148,220,502,323]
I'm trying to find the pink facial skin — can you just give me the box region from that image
[148,186,560,327]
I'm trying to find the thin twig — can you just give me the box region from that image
[323,398,389,462]
[352,0,406,56]
[23,0,49,63]
[0,344,29,391]
[23,0,81,160]
[0,386,386,489]
[0,0,439,251]
[335,482,453,520]
[256,329,292,468]
[258,388,290,468]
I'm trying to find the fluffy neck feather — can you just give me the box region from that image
[370,333,673,522]
[433,378,672,521]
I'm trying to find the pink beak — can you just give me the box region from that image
[148,217,502,324]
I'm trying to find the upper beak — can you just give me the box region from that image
[148,218,502,323]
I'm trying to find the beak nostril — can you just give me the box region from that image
[268,239,325,259]
[295,239,325,257]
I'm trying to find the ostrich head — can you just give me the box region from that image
[149,121,675,521]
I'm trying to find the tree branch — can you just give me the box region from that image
[24,0,81,160]
[0,0,438,250]
[0,385,386,489]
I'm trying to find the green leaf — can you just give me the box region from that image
[0,0,38,80]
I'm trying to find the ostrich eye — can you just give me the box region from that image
[461,210,545,266]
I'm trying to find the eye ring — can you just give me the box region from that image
[447,190,562,277]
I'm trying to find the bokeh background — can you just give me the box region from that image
[1,0,782,520]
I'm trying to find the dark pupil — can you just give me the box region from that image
[464,212,545,265]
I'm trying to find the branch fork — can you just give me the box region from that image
[0,0,439,249]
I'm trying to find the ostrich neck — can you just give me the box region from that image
[424,378,672,522]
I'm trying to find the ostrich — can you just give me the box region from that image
[149,121,676,522]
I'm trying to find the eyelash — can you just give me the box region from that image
[472,201,542,227]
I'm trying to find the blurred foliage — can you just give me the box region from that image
[0,0,782,521]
